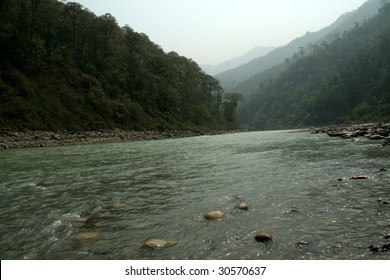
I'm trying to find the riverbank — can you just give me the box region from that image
[0,129,236,149]
[311,122,390,146]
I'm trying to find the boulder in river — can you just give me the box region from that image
[254,232,274,242]
[237,203,248,210]
[204,211,225,220]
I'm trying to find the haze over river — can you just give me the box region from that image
[0,131,389,260]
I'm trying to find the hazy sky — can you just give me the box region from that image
[74,0,367,65]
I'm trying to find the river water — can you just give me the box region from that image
[0,131,389,260]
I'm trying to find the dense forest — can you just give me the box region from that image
[238,2,390,130]
[0,0,240,131]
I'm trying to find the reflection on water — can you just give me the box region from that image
[0,131,389,259]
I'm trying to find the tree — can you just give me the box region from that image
[223,92,242,122]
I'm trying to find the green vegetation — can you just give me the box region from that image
[238,2,390,130]
[216,0,383,92]
[0,0,240,131]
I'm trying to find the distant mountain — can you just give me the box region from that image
[238,2,390,130]
[200,46,275,76]
[216,0,383,92]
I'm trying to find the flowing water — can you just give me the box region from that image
[0,131,389,260]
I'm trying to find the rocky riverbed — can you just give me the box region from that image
[0,129,234,149]
[311,122,390,146]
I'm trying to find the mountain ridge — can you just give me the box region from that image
[216,0,383,92]
[237,2,390,130]
[200,46,275,76]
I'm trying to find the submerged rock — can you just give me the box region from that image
[141,239,178,250]
[204,211,225,220]
[351,175,370,180]
[296,240,310,247]
[368,245,379,252]
[254,232,274,242]
[377,199,389,205]
[369,243,390,252]
[73,232,99,243]
[283,208,299,214]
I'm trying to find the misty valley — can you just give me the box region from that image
[1,0,390,261]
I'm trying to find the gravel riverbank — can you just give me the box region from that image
[0,129,235,149]
[2,123,389,150]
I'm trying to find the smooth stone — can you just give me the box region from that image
[233,195,243,200]
[204,211,225,220]
[142,239,167,249]
[255,232,274,242]
[141,239,178,250]
[237,203,248,210]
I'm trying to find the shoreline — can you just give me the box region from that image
[1,122,389,150]
[310,122,390,146]
[0,129,237,150]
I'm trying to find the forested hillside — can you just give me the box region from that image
[0,0,240,131]
[217,0,382,92]
[238,2,390,130]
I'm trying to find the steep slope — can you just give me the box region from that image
[216,0,383,92]
[0,0,240,131]
[238,3,390,130]
[200,46,275,76]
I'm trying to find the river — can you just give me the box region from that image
[0,130,389,260]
